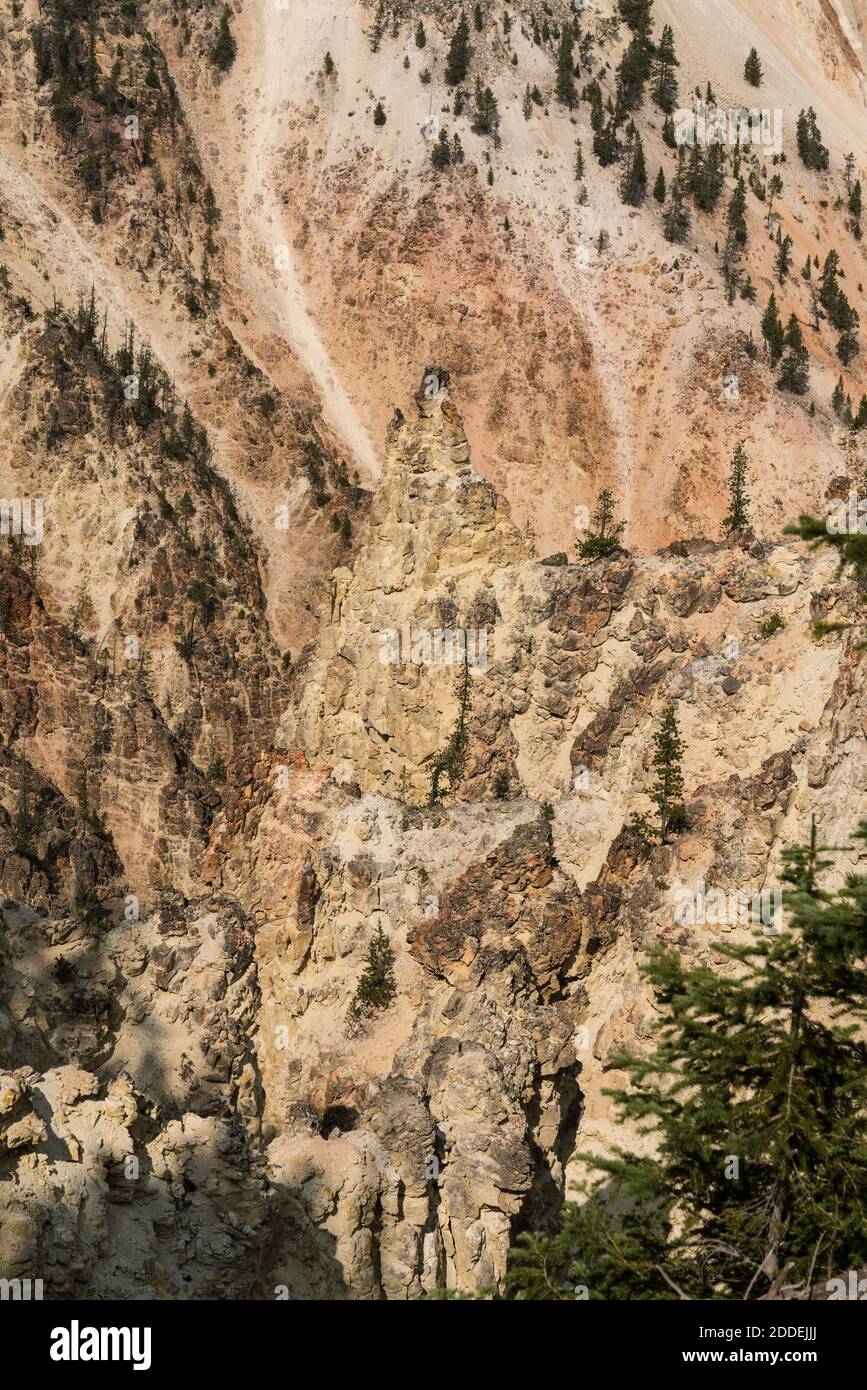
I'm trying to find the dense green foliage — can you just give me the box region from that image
[508,824,867,1299]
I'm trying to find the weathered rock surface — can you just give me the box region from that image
[3,382,867,1298]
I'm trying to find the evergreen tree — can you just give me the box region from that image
[849,180,863,238]
[616,31,650,112]
[577,489,627,560]
[620,128,647,205]
[723,440,751,536]
[693,143,725,212]
[350,923,397,1016]
[653,165,666,203]
[662,173,690,243]
[775,232,793,284]
[834,296,860,366]
[744,47,763,87]
[508,821,867,1300]
[373,100,387,126]
[778,313,810,394]
[431,128,451,170]
[766,172,783,228]
[555,26,577,107]
[473,2,484,31]
[651,25,679,114]
[618,0,654,29]
[662,112,677,148]
[726,177,748,245]
[429,659,473,804]
[650,704,686,842]
[761,292,785,365]
[471,77,499,136]
[445,11,471,86]
[819,247,842,315]
[368,0,386,51]
[796,107,829,170]
[574,138,585,179]
[211,6,237,72]
[586,79,604,134]
[415,20,426,48]
[593,115,621,168]
[832,374,846,418]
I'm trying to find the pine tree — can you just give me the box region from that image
[593,115,621,168]
[662,112,677,148]
[445,11,471,86]
[651,25,679,114]
[744,47,763,87]
[620,129,647,205]
[618,0,654,29]
[819,247,842,315]
[662,173,690,243]
[574,138,585,179]
[766,172,783,228]
[211,7,237,72]
[473,2,484,31]
[834,296,860,366]
[429,659,473,804]
[778,314,809,394]
[471,78,499,136]
[522,84,533,120]
[653,165,666,203]
[796,107,829,170]
[849,180,862,238]
[832,374,846,417]
[373,100,387,127]
[761,292,785,365]
[415,20,426,48]
[723,440,751,536]
[555,26,577,107]
[368,0,386,51]
[508,821,867,1300]
[350,923,397,1016]
[431,128,451,170]
[650,704,685,842]
[775,232,793,283]
[577,489,627,560]
[693,143,725,212]
[727,177,748,245]
[616,31,650,112]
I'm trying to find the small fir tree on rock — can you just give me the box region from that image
[350,924,397,1018]
[650,704,686,842]
[212,7,237,72]
[578,489,627,560]
[744,47,763,86]
[723,440,751,536]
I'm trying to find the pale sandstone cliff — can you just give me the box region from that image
[5,380,864,1297]
[2,0,867,1300]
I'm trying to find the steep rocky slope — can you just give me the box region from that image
[1,0,867,1300]
[4,378,866,1297]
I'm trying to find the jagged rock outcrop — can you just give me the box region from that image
[3,380,867,1298]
